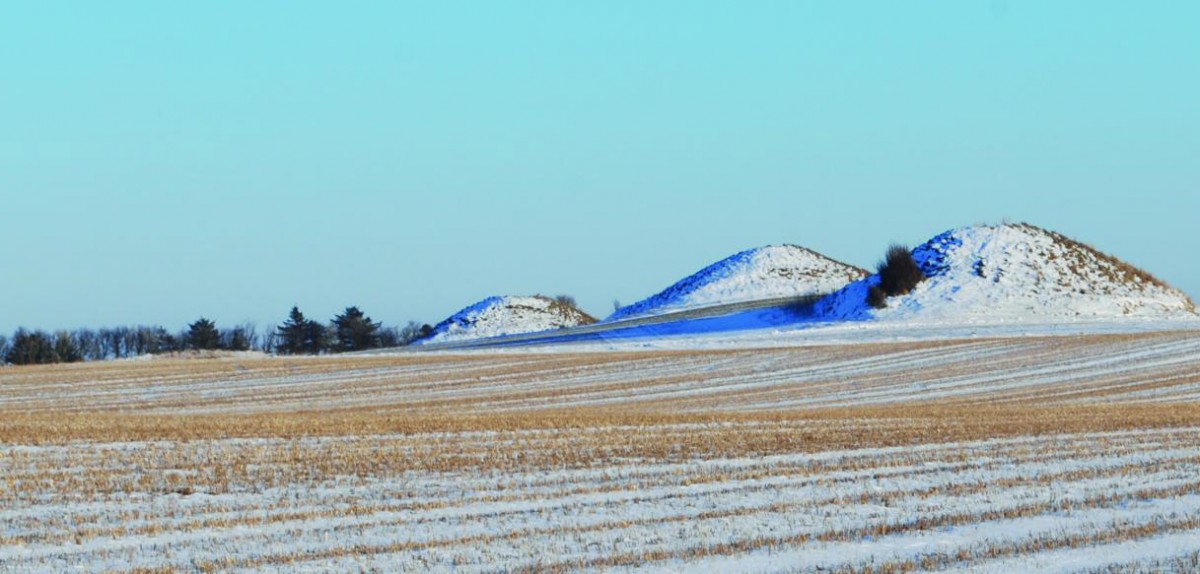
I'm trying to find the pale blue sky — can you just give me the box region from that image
[2,1,1197,334]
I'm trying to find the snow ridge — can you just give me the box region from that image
[607,245,867,322]
[421,296,596,344]
[815,223,1196,323]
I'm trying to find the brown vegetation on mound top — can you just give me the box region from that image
[1017,222,1193,307]
[775,244,872,279]
[533,294,598,325]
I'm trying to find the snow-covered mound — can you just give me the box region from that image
[422,296,597,343]
[815,223,1196,322]
[608,245,868,322]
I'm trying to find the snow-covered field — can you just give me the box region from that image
[7,328,1198,415]
[3,327,1200,572]
[5,426,1200,572]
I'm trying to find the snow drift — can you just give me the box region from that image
[608,245,868,322]
[421,296,597,344]
[815,223,1196,322]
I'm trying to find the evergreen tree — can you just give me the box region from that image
[276,307,325,355]
[301,318,327,354]
[186,318,221,350]
[277,306,305,355]
[331,306,381,352]
[6,329,56,365]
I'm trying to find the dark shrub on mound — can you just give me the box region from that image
[868,244,926,309]
[867,285,888,309]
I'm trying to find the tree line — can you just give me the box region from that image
[1,306,433,366]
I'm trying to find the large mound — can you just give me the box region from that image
[421,296,597,344]
[608,245,868,321]
[815,223,1196,322]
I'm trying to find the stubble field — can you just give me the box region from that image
[3,330,1200,572]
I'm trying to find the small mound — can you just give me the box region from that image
[608,245,868,321]
[815,223,1196,322]
[421,296,597,344]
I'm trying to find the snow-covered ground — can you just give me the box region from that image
[483,330,1200,412]
[4,428,1200,572]
[3,329,1200,571]
[2,329,1199,415]
[516,316,1200,353]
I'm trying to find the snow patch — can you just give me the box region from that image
[421,296,595,344]
[608,244,867,321]
[814,223,1197,323]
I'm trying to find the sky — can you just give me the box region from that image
[2,1,1197,335]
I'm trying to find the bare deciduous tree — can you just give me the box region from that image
[397,321,433,345]
[260,328,278,354]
